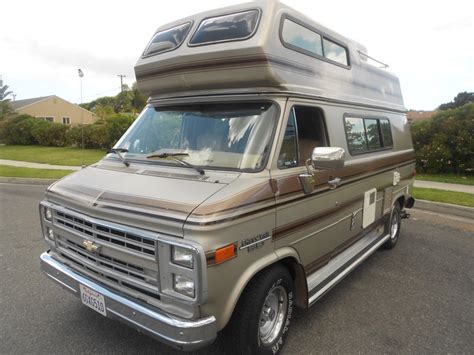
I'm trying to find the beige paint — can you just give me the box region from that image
[15,95,97,125]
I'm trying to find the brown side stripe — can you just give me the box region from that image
[272,196,361,241]
[136,54,315,80]
[272,162,415,215]
[275,151,415,201]
[304,215,387,275]
[49,153,415,226]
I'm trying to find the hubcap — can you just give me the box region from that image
[390,210,399,239]
[259,285,288,346]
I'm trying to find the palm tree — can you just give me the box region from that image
[0,84,13,119]
[0,84,13,101]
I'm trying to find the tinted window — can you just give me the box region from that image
[345,117,393,154]
[323,38,348,65]
[281,19,323,56]
[380,119,393,147]
[281,18,350,67]
[189,10,260,45]
[278,106,328,168]
[345,117,367,153]
[278,110,298,168]
[365,118,382,149]
[143,23,192,57]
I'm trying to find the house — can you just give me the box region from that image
[11,95,97,125]
[406,110,435,123]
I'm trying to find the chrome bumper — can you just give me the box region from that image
[40,252,217,351]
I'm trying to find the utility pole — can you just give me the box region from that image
[78,69,85,168]
[117,74,126,92]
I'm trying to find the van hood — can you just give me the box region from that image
[46,162,235,233]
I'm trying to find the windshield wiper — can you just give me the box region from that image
[146,152,205,175]
[107,148,130,167]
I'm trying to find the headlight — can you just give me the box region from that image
[44,207,52,221]
[171,245,194,269]
[46,227,55,241]
[173,274,195,298]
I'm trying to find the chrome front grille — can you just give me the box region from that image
[52,209,160,301]
[55,210,156,257]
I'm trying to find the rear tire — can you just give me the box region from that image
[224,264,294,354]
[382,202,401,250]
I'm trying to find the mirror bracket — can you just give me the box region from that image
[298,147,345,195]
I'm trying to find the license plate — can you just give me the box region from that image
[79,284,107,316]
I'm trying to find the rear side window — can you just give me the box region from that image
[143,22,192,57]
[344,117,367,153]
[281,19,323,56]
[189,10,260,46]
[365,118,382,150]
[344,117,393,154]
[380,119,393,147]
[323,38,348,66]
[281,18,349,67]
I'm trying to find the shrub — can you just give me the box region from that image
[0,115,50,145]
[66,114,134,149]
[411,103,474,174]
[31,122,70,147]
[67,123,108,149]
[0,112,135,148]
[104,114,135,146]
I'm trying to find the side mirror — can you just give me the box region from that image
[299,147,345,195]
[311,147,345,170]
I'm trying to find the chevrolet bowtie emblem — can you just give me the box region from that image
[82,240,100,253]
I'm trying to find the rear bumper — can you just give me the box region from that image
[40,252,217,351]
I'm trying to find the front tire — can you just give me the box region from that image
[382,202,402,250]
[225,264,294,354]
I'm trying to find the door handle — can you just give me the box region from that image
[328,177,341,189]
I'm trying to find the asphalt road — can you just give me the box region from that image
[0,182,473,354]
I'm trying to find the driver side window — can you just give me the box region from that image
[278,105,328,169]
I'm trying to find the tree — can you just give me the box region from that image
[131,82,147,113]
[438,91,474,110]
[0,84,13,120]
[94,103,115,118]
[80,82,147,116]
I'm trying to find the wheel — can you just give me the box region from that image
[382,201,402,250]
[224,264,295,354]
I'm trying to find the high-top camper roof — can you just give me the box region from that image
[135,1,405,111]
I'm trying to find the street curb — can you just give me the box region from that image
[0,177,57,185]
[413,199,473,220]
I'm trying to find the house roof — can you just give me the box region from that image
[11,96,53,110]
[407,110,435,122]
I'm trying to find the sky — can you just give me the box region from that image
[1,0,473,110]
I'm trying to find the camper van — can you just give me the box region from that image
[39,1,415,353]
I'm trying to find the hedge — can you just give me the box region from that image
[0,114,135,149]
[411,103,474,174]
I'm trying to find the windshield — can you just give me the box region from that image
[114,102,278,172]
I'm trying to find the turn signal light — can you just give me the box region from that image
[215,244,235,264]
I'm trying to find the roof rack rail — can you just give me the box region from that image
[358,50,389,69]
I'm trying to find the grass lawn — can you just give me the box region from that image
[412,187,474,208]
[0,145,106,166]
[416,173,474,186]
[0,165,74,179]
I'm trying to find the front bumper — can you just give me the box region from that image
[40,252,217,351]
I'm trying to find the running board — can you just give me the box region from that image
[307,230,390,306]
